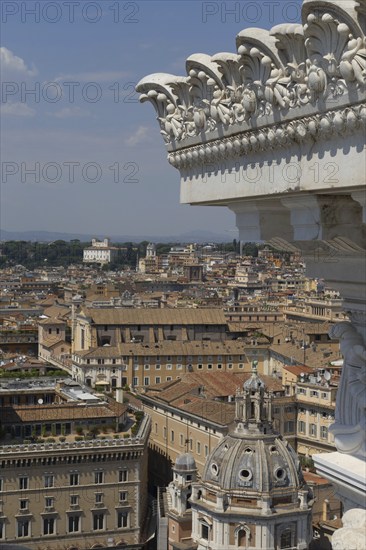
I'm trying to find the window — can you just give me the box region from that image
[155,364,161,370]
[144,364,150,370]
[280,529,293,548]
[93,513,105,530]
[197,364,203,370]
[19,499,28,510]
[44,474,54,488]
[163,427,167,440]
[94,471,104,484]
[43,518,55,535]
[70,495,79,506]
[298,421,306,434]
[285,421,295,433]
[239,363,244,369]
[17,519,30,537]
[68,515,80,533]
[171,430,174,443]
[155,376,161,384]
[144,376,150,385]
[180,434,184,446]
[204,445,209,457]
[166,364,172,370]
[310,423,317,437]
[0,520,4,539]
[0,478,2,491]
[237,527,249,546]
[132,377,138,386]
[201,521,209,540]
[119,491,127,502]
[321,426,328,439]
[19,477,28,490]
[117,511,129,528]
[45,497,54,509]
[197,441,201,454]
[310,390,319,397]
[118,470,127,483]
[207,364,212,370]
[95,493,103,504]
[166,376,172,381]
[228,363,233,369]
[69,473,79,486]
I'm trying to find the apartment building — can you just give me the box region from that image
[0,378,150,549]
[71,340,270,390]
[283,297,346,323]
[283,366,337,456]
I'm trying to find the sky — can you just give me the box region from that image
[1,0,303,239]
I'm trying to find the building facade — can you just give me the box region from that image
[83,239,117,265]
[0,378,150,549]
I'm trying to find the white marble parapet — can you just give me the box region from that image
[313,452,366,511]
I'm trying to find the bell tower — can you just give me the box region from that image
[166,453,197,549]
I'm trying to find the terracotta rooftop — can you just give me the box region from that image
[81,307,227,326]
[2,402,127,423]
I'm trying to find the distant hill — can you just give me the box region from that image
[0,228,237,244]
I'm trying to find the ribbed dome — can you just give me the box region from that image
[202,431,304,493]
[175,452,197,472]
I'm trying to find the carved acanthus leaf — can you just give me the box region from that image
[136,0,366,147]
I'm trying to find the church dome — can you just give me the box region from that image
[174,452,197,472]
[202,429,304,494]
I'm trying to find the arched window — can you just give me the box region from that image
[238,529,247,546]
[280,529,293,548]
[235,524,251,547]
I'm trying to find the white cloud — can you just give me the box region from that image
[124,126,150,146]
[47,106,91,119]
[54,70,131,83]
[0,47,37,77]
[0,102,35,117]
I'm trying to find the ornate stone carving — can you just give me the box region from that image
[167,102,366,170]
[137,1,366,150]
[328,322,366,457]
[332,509,366,550]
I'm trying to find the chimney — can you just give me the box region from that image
[323,499,329,521]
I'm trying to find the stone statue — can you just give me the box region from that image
[329,322,366,458]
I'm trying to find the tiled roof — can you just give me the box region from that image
[2,402,127,423]
[81,307,227,325]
